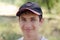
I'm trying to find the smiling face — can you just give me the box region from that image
[19,11,42,36]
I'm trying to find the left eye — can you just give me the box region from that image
[31,19,36,22]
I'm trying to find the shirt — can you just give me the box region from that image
[18,36,48,40]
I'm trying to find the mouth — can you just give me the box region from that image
[24,29,32,32]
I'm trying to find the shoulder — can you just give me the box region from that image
[18,37,24,40]
[41,36,48,40]
[17,36,48,40]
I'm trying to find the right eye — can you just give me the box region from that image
[31,17,36,22]
[21,18,26,22]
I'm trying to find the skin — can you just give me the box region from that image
[19,12,43,40]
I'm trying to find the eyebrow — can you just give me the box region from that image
[20,16,26,19]
[20,16,36,19]
[31,17,35,19]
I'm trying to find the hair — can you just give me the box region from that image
[18,10,42,21]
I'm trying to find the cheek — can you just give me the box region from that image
[32,25,35,30]
[21,25,24,30]
[32,23,39,30]
[19,22,24,30]
[20,24,25,32]
[33,22,40,29]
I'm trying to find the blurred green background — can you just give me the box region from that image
[0,0,60,40]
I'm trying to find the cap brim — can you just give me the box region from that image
[16,8,40,16]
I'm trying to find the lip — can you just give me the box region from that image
[24,29,31,32]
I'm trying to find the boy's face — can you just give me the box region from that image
[19,12,42,35]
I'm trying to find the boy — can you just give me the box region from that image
[16,2,48,40]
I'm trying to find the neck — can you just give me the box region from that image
[23,33,41,40]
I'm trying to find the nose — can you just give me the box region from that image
[24,22,32,29]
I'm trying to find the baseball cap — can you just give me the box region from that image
[16,2,42,16]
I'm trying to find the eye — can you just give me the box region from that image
[21,17,26,22]
[31,17,36,22]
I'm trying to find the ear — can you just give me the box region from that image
[39,18,44,27]
[39,18,44,23]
